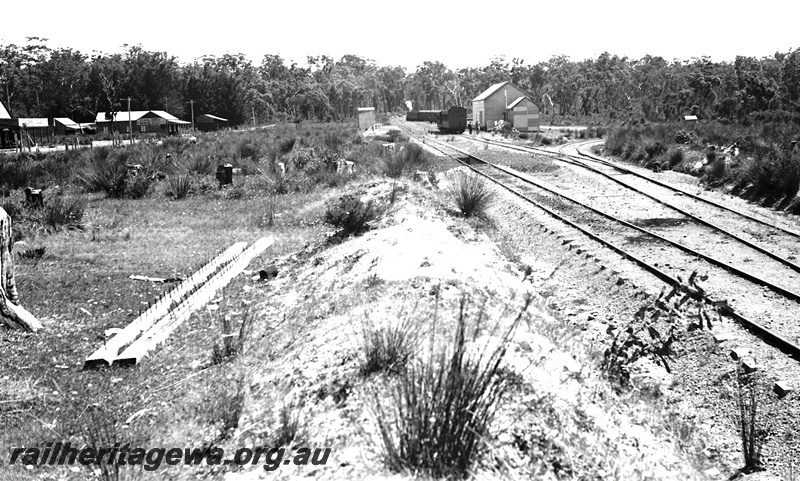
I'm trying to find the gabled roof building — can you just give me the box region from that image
[196,113,229,132]
[472,81,539,132]
[95,110,190,135]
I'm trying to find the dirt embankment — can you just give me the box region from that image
[221,179,709,480]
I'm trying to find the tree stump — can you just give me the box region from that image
[0,207,42,332]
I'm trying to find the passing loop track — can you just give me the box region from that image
[416,134,800,361]
[475,135,800,240]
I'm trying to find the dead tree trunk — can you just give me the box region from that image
[0,208,42,332]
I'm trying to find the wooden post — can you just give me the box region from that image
[0,208,42,332]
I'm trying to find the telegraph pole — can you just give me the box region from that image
[252,104,256,127]
[127,97,133,145]
[190,100,195,133]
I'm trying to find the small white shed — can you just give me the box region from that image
[357,107,376,131]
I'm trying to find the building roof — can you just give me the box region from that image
[507,97,530,109]
[54,118,83,129]
[357,107,375,112]
[0,100,11,119]
[198,114,228,122]
[683,115,698,121]
[95,110,186,123]
[472,81,510,102]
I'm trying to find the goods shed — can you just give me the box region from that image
[472,81,535,131]
[196,114,229,132]
[95,110,191,136]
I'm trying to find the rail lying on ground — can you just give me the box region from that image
[418,134,800,361]
[84,237,273,369]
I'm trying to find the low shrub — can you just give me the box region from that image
[323,194,383,235]
[674,129,700,144]
[771,151,800,198]
[704,157,728,185]
[742,157,774,197]
[38,195,87,232]
[175,151,217,175]
[644,140,667,159]
[76,149,128,197]
[667,148,685,167]
[381,143,428,179]
[124,170,156,199]
[1,196,24,223]
[447,171,494,218]
[0,158,38,190]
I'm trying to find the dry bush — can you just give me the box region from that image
[323,194,384,236]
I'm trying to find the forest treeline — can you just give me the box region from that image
[2,38,800,126]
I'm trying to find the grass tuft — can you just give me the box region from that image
[381,143,428,178]
[211,310,251,365]
[447,171,495,218]
[38,195,87,232]
[168,174,193,199]
[373,295,528,478]
[735,363,766,473]
[360,314,419,376]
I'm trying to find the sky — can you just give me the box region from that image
[2,0,798,70]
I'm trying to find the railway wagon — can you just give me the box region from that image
[406,110,442,123]
[405,106,467,134]
[438,106,467,134]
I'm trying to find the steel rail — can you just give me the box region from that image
[420,135,800,360]
[465,136,800,276]
[436,138,800,303]
[570,140,800,239]
[471,135,800,239]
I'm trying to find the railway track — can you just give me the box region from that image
[460,135,800,292]
[417,134,800,361]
